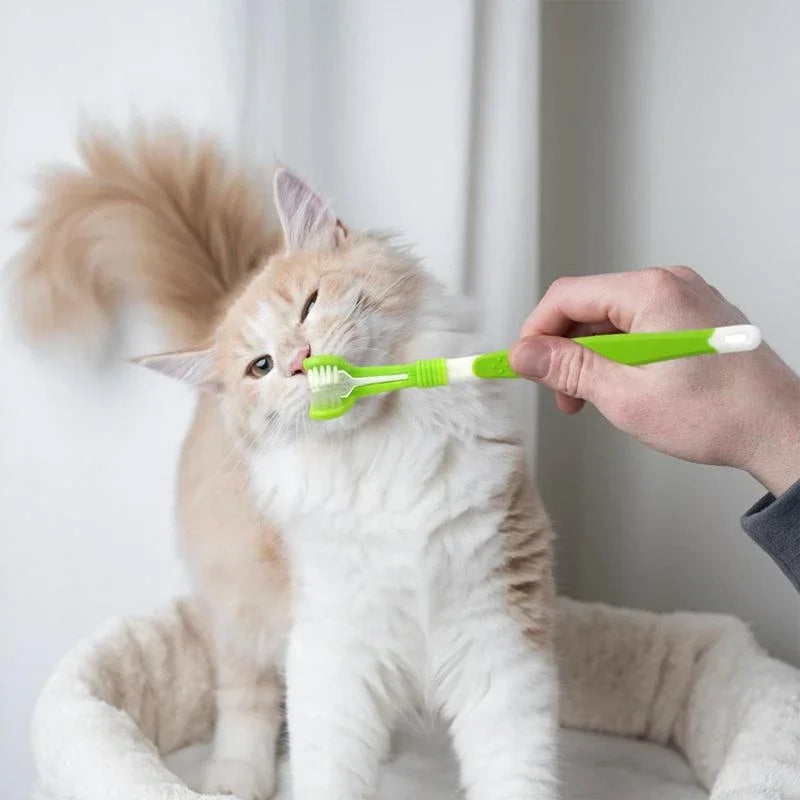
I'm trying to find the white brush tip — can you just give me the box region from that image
[710,324,761,354]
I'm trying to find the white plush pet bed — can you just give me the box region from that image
[31,598,800,799]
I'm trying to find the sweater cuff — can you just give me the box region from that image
[741,478,800,592]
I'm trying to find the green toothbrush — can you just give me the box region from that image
[304,324,761,420]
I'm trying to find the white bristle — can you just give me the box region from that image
[308,365,341,391]
[308,365,351,409]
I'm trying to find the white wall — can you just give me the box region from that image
[540,0,800,664]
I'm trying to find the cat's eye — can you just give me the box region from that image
[246,355,273,378]
[300,290,318,323]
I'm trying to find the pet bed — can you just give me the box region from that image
[31,598,800,799]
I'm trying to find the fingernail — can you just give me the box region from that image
[510,339,551,379]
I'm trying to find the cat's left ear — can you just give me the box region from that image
[273,166,348,252]
[132,347,220,392]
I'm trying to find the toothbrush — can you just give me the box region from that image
[304,324,761,420]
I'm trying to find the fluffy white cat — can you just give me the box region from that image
[13,125,557,800]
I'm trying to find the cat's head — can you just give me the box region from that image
[138,168,428,444]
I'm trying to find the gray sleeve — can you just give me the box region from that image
[741,478,800,592]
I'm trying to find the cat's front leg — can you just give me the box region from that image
[202,618,284,800]
[286,622,392,800]
[445,636,558,800]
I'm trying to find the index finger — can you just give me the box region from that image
[521,271,658,337]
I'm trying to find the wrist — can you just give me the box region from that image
[743,372,800,497]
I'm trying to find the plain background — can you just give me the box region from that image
[1,1,799,797]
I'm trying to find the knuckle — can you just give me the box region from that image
[669,265,701,283]
[546,276,572,298]
[640,267,687,305]
[643,266,678,291]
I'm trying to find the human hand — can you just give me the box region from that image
[510,268,800,495]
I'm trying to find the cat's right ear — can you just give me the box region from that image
[273,166,346,252]
[132,347,220,392]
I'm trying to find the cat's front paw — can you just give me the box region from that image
[202,757,276,800]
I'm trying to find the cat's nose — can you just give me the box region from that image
[289,344,311,376]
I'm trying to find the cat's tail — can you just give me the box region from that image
[10,123,279,347]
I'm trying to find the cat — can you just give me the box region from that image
[12,125,557,800]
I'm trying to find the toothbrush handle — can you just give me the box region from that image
[573,325,760,366]
[469,325,761,378]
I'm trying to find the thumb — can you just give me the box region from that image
[509,335,623,404]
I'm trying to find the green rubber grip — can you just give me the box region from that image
[573,329,716,366]
[472,351,518,379]
[413,358,448,387]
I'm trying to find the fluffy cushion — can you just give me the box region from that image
[31,598,800,799]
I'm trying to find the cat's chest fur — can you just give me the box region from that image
[249,409,518,618]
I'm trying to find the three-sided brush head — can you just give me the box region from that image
[304,354,418,421]
[305,355,359,420]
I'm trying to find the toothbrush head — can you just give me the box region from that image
[305,355,358,420]
[304,354,418,420]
